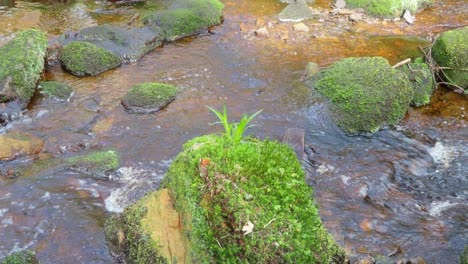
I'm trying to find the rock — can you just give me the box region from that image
[255,18,266,27]
[334,0,346,9]
[0,132,44,161]
[0,30,47,117]
[66,150,120,175]
[142,0,224,42]
[280,0,315,3]
[397,60,434,107]
[312,57,413,134]
[255,27,270,38]
[279,0,314,22]
[0,100,23,125]
[355,256,375,264]
[60,25,161,63]
[349,12,363,22]
[374,255,393,264]
[408,256,426,264]
[121,83,178,114]
[346,0,433,17]
[305,61,320,79]
[1,250,40,264]
[293,22,309,32]
[60,41,121,77]
[282,128,305,159]
[432,26,468,92]
[337,8,354,15]
[402,9,415,24]
[39,81,73,101]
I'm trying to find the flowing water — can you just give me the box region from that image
[0,0,467,263]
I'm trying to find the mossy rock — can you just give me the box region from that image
[1,250,40,264]
[432,26,468,92]
[60,41,121,77]
[121,83,177,114]
[143,0,224,41]
[346,0,433,17]
[0,29,47,105]
[39,81,73,101]
[106,135,345,263]
[66,150,120,175]
[312,57,413,134]
[278,0,314,22]
[398,61,434,107]
[461,245,468,264]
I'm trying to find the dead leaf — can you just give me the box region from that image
[242,221,254,235]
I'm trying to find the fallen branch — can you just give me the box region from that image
[392,58,411,68]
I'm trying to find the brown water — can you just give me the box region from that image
[0,0,467,263]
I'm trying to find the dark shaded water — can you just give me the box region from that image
[0,0,467,263]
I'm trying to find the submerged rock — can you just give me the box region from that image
[106,135,345,263]
[0,132,44,161]
[39,81,73,101]
[279,0,314,22]
[398,60,434,107]
[66,150,120,175]
[431,26,468,92]
[121,83,178,114]
[346,0,433,17]
[311,57,413,134]
[1,250,40,264]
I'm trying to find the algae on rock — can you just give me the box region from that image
[66,150,120,175]
[121,82,178,114]
[312,57,413,134]
[1,250,40,264]
[346,0,433,17]
[39,81,73,101]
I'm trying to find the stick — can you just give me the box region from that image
[392,58,411,68]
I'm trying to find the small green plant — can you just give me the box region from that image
[206,105,262,144]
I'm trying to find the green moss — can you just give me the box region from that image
[39,81,73,100]
[60,41,121,77]
[346,0,433,17]
[461,246,468,264]
[121,82,177,113]
[143,0,224,41]
[432,26,468,91]
[313,57,413,134]
[398,62,434,107]
[0,29,47,103]
[67,150,120,174]
[1,250,40,264]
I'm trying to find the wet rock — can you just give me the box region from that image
[255,27,270,38]
[374,255,393,264]
[402,10,415,24]
[355,256,375,264]
[293,22,309,32]
[39,81,73,101]
[280,0,315,3]
[334,0,346,9]
[121,83,178,114]
[0,132,44,161]
[142,0,224,42]
[282,128,305,158]
[408,256,426,264]
[349,12,363,22]
[82,98,101,113]
[305,61,320,79]
[60,41,121,77]
[279,0,314,22]
[337,8,354,15]
[1,250,40,264]
[431,26,468,92]
[460,246,468,264]
[66,150,120,176]
[60,25,162,63]
[310,57,413,134]
[346,0,433,17]
[0,100,23,125]
[397,59,434,107]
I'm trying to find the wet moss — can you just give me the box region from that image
[461,245,468,264]
[0,29,47,104]
[121,83,177,113]
[398,61,434,107]
[143,0,224,41]
[313,57,413,134]
[66,150,120,174]
[432,26,468,91]
[346,0,433,17]
[60,41,121,76]
[39,81,73,100]
[1,250,40,264]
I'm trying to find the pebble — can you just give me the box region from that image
[334,0,346,9]
[255,27,270,38]
[293,22,310,32]
[349,13,363,22]
[402,10,415,24]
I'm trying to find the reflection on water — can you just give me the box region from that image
[0,0,467,262]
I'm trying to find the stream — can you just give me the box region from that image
[0,0,467,263]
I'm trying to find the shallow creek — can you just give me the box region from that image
[0,0,467,263]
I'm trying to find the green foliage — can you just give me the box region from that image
[39,81,73,100]
[162,134,345,263]
[398,62,434,107]
[122,82,177,110]
[346,0,433,17]
[0,29,47,103]
[206,105,262,144]
[67,150,120,174]
[60,41,121,76]
[461,246,468,264]
[1,250,39,264]
[313,57,413,134]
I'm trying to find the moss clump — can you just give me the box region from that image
[1,250,40,264]
[461,246,468,264]
[143,0,224,41]
[0,29,47,104]
[107,134,345,263]
[60,41,121,77]
[67,150,120,174]
[39,81,73,100]
[313,57,413,134]
[398,61,434,107]
[121,83,177,114]
[432,26,468,91]
[346,0,433,17]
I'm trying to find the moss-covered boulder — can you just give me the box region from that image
[0,29,47,105]
[312,57,413,134]
[143,0,224,41]
[346,0,433,17]
[66,150,120,175]
[106,135,345,263]
[432,26,468,92]
[1,250,40,264]
[121,83,177,114]
[398,60,434,107]
[39,81,73,101]
[60,41,121,77]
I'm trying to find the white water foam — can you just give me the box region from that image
[429,201,459,217]
[428,142,456,168]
